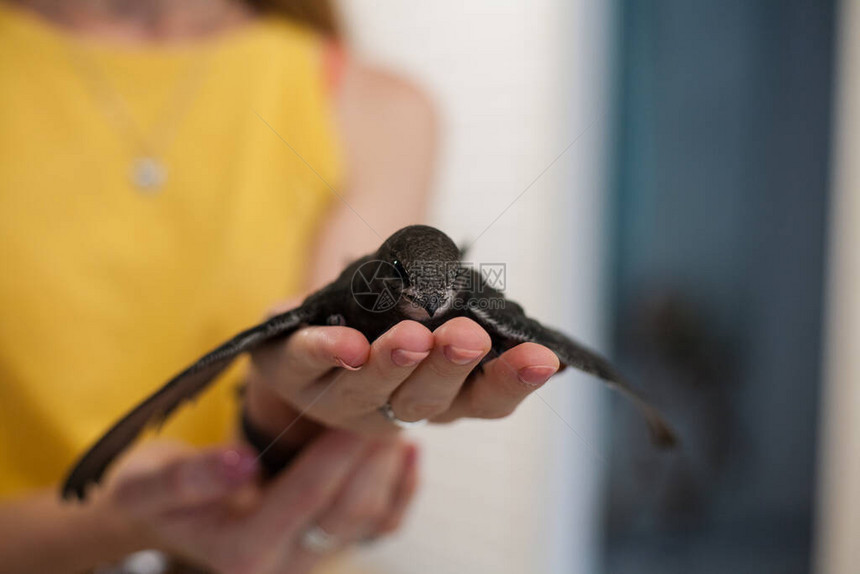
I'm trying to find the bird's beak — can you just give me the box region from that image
[422,296,442,318]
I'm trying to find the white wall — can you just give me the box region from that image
[338,2,613,572]
[814,1,860,572]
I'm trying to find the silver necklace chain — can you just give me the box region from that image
[67,42,212,193]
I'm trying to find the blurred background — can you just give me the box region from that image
[339,1,859,573]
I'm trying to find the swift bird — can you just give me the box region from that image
[63,225,676,500]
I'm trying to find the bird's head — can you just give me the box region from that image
[377,225,462,320]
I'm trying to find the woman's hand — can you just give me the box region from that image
[96,432,418,574]
[245,313,560,439]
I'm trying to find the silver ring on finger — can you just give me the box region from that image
[299,524,340,554]
[379,401,428,429]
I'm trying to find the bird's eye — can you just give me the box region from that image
[392,259,409,284]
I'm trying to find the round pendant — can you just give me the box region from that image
[131,157,167,192]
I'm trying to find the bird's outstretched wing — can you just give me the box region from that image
[62,306,317,501]
[465,283,677,448]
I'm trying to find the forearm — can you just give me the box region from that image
[0,490,141,574]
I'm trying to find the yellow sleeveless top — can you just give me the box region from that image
[0,5,340,497]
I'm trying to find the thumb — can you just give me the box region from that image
[111,445,260,517]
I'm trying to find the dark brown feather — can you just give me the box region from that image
[62,308,313,500]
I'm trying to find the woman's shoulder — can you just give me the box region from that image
[343,59,435,122]
[336,58,438,155]
[253,13,435,121]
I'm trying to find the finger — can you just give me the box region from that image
[245,430,371,539]
[296,439,402,557]
[375,442,421,535]
[249,325,371,392]
[111,446,260,517]
[432,342,559,423]
[388,317,491,422]
[312,321,433,416]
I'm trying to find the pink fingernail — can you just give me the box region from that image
[335,357,364,371]
[517,366,557,386]
[220,449,258,484]
[391,348,430,367]
[443,345,485,365]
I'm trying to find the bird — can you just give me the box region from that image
[62,225,676,500]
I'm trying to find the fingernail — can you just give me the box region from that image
[517,365,557,386]
[405,444,420,468]
[220,449,259,484]
[443,345,485,365]
[335,357,364,371]
[391,348,430,367]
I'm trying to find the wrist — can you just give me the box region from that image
[0,492,147,574]
[243,374,325,458]
[89,489,155,557]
